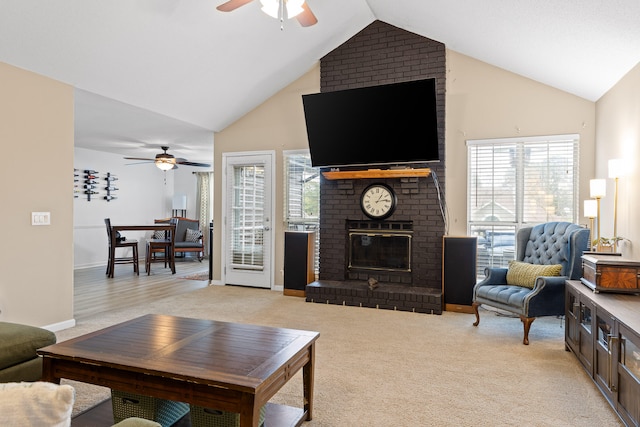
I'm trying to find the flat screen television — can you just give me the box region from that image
[302,78,439,169]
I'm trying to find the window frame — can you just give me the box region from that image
[466,134,580,275]
[283,150,320,273]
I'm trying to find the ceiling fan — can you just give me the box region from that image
[124,146,211,171]
[216,0,318,27]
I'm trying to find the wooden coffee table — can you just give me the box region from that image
[38,314,320,427]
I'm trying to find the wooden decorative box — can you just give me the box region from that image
[581,253,640,293]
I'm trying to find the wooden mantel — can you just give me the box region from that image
[321,168,431,180]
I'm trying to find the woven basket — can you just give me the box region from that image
[111,390,189,427]
[189,404,266,427]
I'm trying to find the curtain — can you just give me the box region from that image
[195,172,213,257]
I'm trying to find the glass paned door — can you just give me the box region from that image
[223,152,273,288]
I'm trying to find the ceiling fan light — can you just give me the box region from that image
[286,0,304,18]
[260,0,279,19]
[155,159,175,171]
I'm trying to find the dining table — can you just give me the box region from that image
[109,223,177,276]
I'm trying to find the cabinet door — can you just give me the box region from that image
[616,324,640,426]
[577,298,595,375]
[565,284,580,354]
[594,307,616,405]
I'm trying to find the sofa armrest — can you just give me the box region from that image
[532,275,566,292]
[476,267,508,287]
[525,275,568,316]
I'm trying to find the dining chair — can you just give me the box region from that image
[145,218,177,275]
[105,218,139,278]
[173,217,205,261]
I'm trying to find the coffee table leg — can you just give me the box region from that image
[303,342,315,420]
[239,394,258,427]
[40,358,61,384]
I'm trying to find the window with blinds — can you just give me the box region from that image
[283,150,320,272]
[467,134,579,277]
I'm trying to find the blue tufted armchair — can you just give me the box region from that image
[472,222,590,345]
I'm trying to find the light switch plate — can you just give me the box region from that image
[32,212,51,225]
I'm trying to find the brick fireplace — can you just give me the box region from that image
[305,21,447,314]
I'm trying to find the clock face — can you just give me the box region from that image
[361,184,397,219]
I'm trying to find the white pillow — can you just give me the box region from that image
[0,381,75,427]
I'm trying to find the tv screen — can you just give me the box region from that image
[302,79,439,169]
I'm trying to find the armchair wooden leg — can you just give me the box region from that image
[472,302,481,326]
[520,316,535,345]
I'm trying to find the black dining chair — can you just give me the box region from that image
[145,218,177,275]
[105,218,139,278]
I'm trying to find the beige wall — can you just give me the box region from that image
[0,62,74,329]
[212,65,321,286]
[445,51,596,236]
[2,49,635,327]
[211,52,598,284]
[595,62,640,258]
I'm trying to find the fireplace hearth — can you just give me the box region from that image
[305,280,442,314]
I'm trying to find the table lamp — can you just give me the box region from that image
[608,159,627,252]
[584,199,597,250]
[590,179,606,251]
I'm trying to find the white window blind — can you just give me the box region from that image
[283,150,320,273]
[230,165,265,269]
[467,134,579,276]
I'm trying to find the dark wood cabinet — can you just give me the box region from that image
[594,306,616,406]
[565,282,595,375]
[565,280,640,426]
[565,284,580,353]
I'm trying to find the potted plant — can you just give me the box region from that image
[593,236,627,253]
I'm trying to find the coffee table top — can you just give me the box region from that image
[38,314,320,393]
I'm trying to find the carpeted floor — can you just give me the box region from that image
[57,285,623,426]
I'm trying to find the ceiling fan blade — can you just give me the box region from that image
[216,0,254,12]
[124,157,155,161]
[296,2,317,27]
[125,161,155,166]
[176,160,212,167]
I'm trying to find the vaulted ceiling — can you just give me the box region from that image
[1,0,639,163]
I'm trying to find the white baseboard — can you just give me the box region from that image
[44,318,76,332]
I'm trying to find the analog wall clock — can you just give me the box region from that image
[360,183,397,219]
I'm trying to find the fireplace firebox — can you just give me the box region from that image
[347,221,412,273]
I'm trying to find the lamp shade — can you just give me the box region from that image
[172,194,187,210]
[608,158,628,178]
[584,199,597,218]
[590,179,606,198]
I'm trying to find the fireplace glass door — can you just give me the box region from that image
[349,232,411,272]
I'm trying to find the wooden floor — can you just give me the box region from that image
[73,256,210,321]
